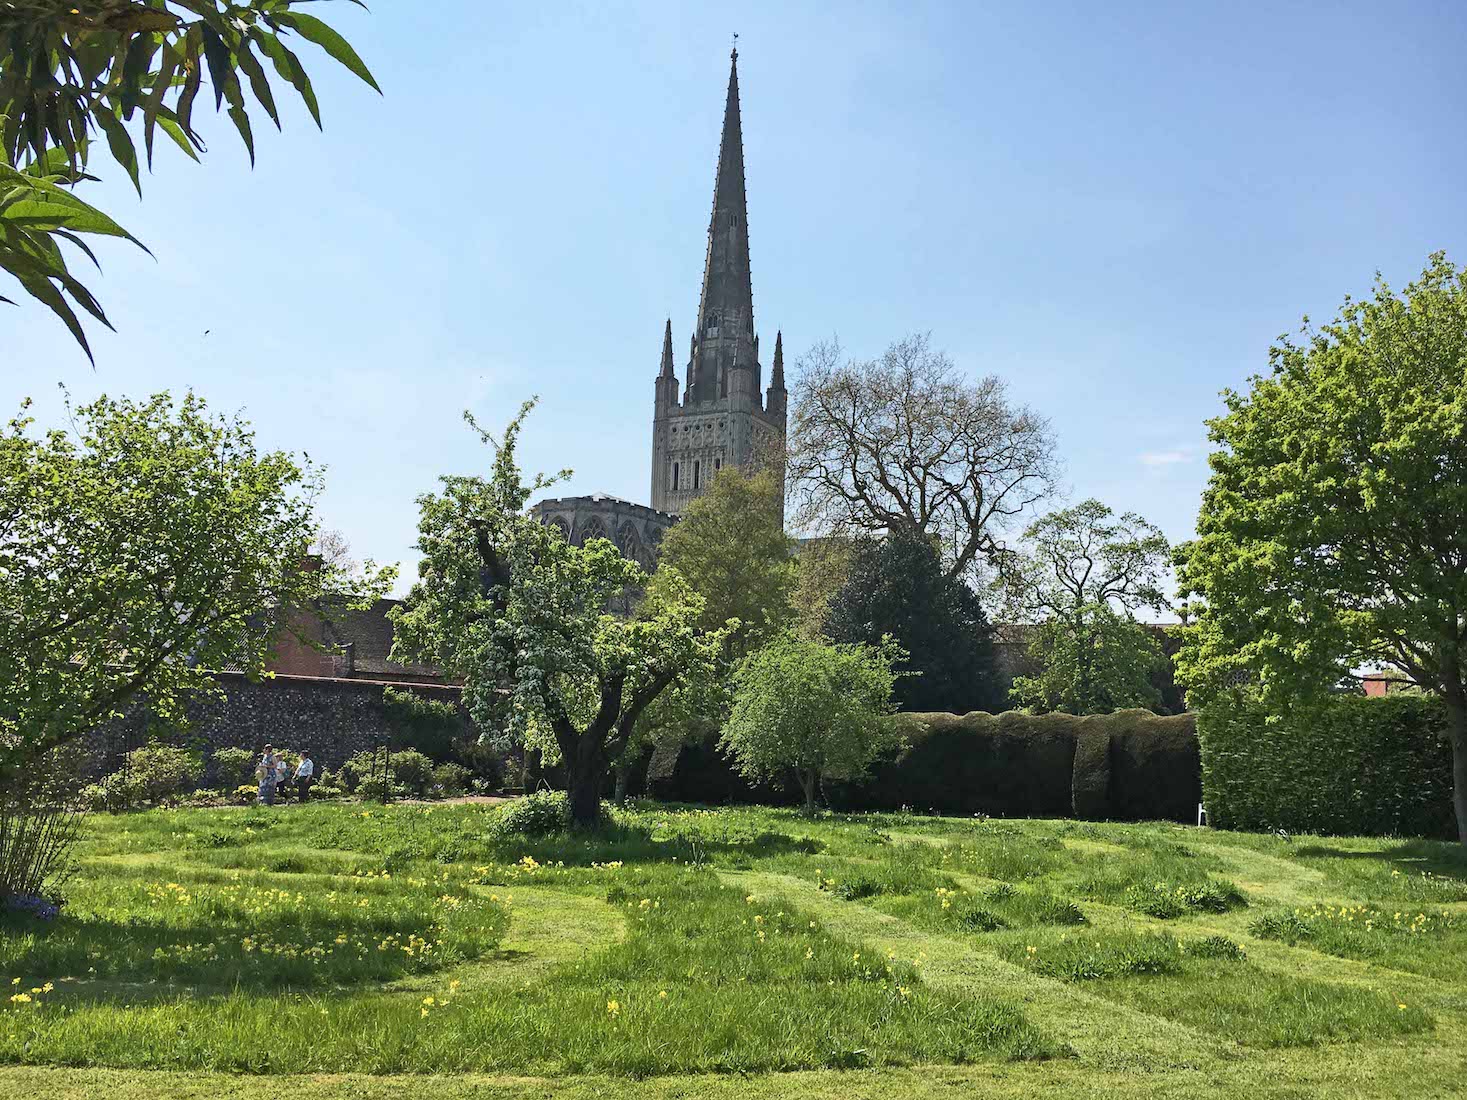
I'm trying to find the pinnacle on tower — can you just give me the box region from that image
[771,330,785,390]
[660,318,675,378]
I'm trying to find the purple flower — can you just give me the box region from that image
[2,893,63,921]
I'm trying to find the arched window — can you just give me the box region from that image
[672,462,680,491]
[714,457,722,472]
[693,461,701,490]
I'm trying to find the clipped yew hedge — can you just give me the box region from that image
[1198,695,1456,838]
[649,709,1200,822]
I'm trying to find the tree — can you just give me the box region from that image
[1175,254,1467,845]
[313,527,357,574]
[0,391,391,781]
[648,464,794,658]
[996,499,1170,715]
[720,633,901,813]
[1,1,378,361]
[1010,605,1164,714]
[824,528,1002,714]
[787,333,1058,582]
[390,401,726,827]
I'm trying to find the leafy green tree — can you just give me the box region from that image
[1,0,378,360]
[1175,254,1467,845]
[997,499,1171,715]
[720,633,902,813]
[0,391,391,782]
[1010,604,1164,715]
[648,464,795,658]
[824,528,1001,714]
[390,401,726,826]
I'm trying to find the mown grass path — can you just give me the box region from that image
[1,804,1464,1097]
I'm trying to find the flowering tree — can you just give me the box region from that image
[391,401,726,826]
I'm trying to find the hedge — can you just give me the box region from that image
[1198,695,1455,838]
[649,709,1200,822]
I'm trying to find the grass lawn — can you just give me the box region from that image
[2,801,1465,1097]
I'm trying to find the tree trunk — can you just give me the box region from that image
[612,764,630,804]
[799,768,817,815]
[1445,694,1467,847]
[565,731,609,828]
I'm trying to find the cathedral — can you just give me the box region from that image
[531,48,787,563]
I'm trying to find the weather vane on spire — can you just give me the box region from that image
[732,31,738,59]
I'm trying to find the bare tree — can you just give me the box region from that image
[313,528,358,575]
[787,333,1058,582]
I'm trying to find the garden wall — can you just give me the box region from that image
[648,709,1201,822]
[84,673,465,784]
[1198,695,1456,838]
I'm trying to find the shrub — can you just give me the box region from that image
[233,783,260,805]
[1014,932,1182,981]
[1126,879,1246,919]
[432,762,473,798]
[107,742,204,806]
[486,790,586,838]
[382,686,467,763]
[337,749,433,798]
[211,747,256,790]
[1198,695,1456,838]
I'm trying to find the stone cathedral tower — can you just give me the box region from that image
[651,48,787,518]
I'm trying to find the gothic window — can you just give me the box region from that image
[693,461,701,490]
[577,516,609,547]
[547,516,570,542]
[672,462,680,491]
[715,457,721,472]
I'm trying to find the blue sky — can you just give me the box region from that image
[5,1,1465,594]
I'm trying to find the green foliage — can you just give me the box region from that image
[822,710,1199,822]
[0,1,378,359]
[649,464,795,657]
[1007,931,1183,981]
[1198,694,1457,838]
[79,741,200,811]
[721,633,902,811]
[1174,254,1467,843]
[431,762,473,798]
[0,392,393,783]
[391,400,726,825]
[338,749,435,800]
[1184,935,1247,961]
[486,790,578,839]
[825,529,1003,714]
[210,747,256,791]
[1124,879,1246,919]
[382,687,465,763]
[1010,605,1167,715]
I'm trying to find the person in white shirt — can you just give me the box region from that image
[295,753,315,803]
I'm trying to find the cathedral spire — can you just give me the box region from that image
[770,330,785,390]
[688,46,755,403]
[660,318,675,378]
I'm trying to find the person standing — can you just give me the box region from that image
[274,753,290,803]
[256,746,279,806]
[295,753,315,803]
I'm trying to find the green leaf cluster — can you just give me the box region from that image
[1198,694,1457,838]
[720,632,903,812]
[1174,253,1467,842]
[0,390,393,781]
[1011,604,1166,716]
[1,1,378,359]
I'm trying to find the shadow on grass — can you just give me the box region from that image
[1292,838,1467,878]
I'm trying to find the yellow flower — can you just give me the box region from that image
[745,894,756,904]
[606,999,620,1017]
[9,993,31,1003]
[420,1007,430,1018]
[422,996,435,1006]
[658,990,668,1000]
[1398,1003,1408,1011]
